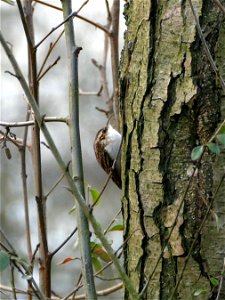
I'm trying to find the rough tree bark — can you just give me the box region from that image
[120,1,225,299]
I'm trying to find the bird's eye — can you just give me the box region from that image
[102,127,107,135]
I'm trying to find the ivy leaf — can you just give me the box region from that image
[210,276,219,287]
[216,134,225,146]
[207,143,221,155]
[0,250,10,272]
[90,188,102,206]
[193,289,208,296]
[191,145,204,161]
[109,224,124,232]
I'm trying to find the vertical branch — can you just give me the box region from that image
[17,0,50,296]
[61,1,97,299]
[110,0,120,130]
[101,0,112,100]
[19,108,33,300]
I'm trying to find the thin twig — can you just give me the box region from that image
[79,86,103,96]
[215,258,225,300]
[16,0,33,47]
[0,283,123,300]
[76,0,90,13]
[208,119,225,143]
[91,58,109,98]
[0,285,26,295]
[35,11,77,49]
[213,0,225,14]
[62,224,138,300]
[33,0,110,34]
[62,0,97,297]
[0,30,140,300]
[31,243,40,265]
[20,108,33,300]
[75,14,110,34]
[50,227,78,258]
[35,0,109,49]
[45,171,67,198]
[10,264,17,300]
[37,56,61,81]
[4,70,20,78]
[104,209,122,234]
[0,290,14,300]
[37,30,64,78]
[0,130,31,150]
[64,274,83,300]
[33,0,61,11]
[0,229,15,252]
[169,172,225,299]
[188,0,225,93]
[0,117,69,128]
[109,0,120,129]
[0,230,46,300]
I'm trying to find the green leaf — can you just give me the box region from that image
[191,145,204,161]
[109,224,124,232]
[90,242,111,262]
[210,276,219,287]
[207,143,221,155]
[92,256,103,275]
[90,188,102,206]
[193,289,208,296]
[0,250,10,272]
[216,134,225,146]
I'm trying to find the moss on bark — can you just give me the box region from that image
[120,0,225,299]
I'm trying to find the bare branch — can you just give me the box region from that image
[0,30,140,300]
[0,283,123,300]
[37,56,61,81]
[50,227,78,258]
[33,0,62,11]
[0,117,69,128]
[4,70,20,79]
[109,0,120,129]
[0,130,31,150]
[16,0,33,47]
[37,31,64,78]
[35,11,77,49]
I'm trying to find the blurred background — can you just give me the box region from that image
[1,0,126,298]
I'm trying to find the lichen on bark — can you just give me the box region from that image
[120,0,224,299]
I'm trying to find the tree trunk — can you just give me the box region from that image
[120,1,225,299]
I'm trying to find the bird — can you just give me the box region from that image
[94,124,122,189]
